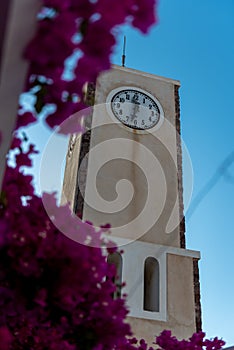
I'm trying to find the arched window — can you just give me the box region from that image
[107,252,123,298]
[144,257,159,312]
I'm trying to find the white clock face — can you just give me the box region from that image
[106,87,164,130]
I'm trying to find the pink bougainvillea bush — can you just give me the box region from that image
[155,330,225,350]
[0,136,132,349]
[18,0,158,131]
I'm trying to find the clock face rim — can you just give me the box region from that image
[106,86,164,133]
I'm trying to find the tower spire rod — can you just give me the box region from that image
[122,35,126,67]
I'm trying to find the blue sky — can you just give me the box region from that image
[24,0,234,346]
[111,0,234,345]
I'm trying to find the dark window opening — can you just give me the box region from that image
[107,252,123,299]
[144,257,159,312]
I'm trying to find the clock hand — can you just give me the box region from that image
[131,98,140,120]
[131,106,138,121]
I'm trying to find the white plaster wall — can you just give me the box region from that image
[128,253,198,344]
[105,236,200,344]
[83,66,182,247]
[61,133,82,208]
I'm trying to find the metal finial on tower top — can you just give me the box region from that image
[121,36,126,67]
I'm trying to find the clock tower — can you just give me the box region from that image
[62,65,201,343]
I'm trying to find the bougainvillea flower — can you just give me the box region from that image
[130,0,157,33]
[16,111,37,128]
[0,326,12,350]
[43,0,73,11]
